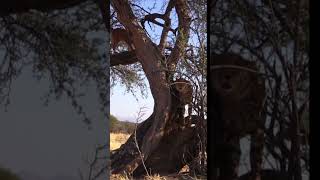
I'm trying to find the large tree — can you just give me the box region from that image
[110,0,207,177]
[0,0,208,178]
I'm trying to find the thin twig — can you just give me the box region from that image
[133,106,150,177]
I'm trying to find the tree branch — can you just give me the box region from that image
[158,0,176,52]
[110,51,139,67]
[167,0,191,73]
[141,13,176,35]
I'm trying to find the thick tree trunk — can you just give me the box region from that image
[111,0,191,174]
[132,116,204,177]
[111,66,203,176]
[111,96,205,176]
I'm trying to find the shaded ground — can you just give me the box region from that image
[110,133,206,180]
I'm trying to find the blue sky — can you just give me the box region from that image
[110,81,154,122]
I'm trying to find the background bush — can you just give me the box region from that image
[110,114,136,134]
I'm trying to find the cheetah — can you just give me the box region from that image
[211,54,266,180]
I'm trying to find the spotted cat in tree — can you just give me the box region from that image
[111,28,135,52]
[170,78,193,126]
[211,54,266,180]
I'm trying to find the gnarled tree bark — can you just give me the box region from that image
[111,81,205,176]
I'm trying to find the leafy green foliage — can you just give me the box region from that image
[110,114,136,134]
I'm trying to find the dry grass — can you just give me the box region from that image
[110,132,131,151]
[110,173,207,180]
[110,174,167,180]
